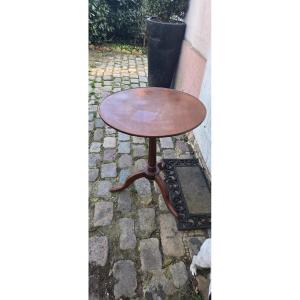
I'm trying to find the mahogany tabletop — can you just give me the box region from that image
[99,87,206,138]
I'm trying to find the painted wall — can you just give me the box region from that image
[175,0,211,175]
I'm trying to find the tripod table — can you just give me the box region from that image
[99,87,206,218]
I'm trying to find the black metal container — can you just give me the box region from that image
[146,17,186,88]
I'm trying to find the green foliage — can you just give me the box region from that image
[89,0,144,44]
[89,0,190,44]
[108,0,144,41]
[144,0,189,22]
[89,0,113,43]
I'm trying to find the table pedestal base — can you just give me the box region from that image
[110,137,178,218]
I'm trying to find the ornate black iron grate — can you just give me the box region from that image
[162,159,211,231]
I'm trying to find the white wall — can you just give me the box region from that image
[184,0,211,173]
[175,0,211,173]
[184,0,210,59]
[193,56,211,172]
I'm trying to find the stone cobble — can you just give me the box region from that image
[137,208,156,238]
[119,218,136,250]
[140,238,162,272]
[117,190,131,212]
[169,261,188,288]
[89,235,108,266]
[159,213,185,257]
[103,149,116,162]
[103,136,116,148]
[113,260,137,299]
[89,168,99,182]
[93,201,113,226]
[134,178,152,205]
[118,141,130,154]
[118,154,132,169]
[101,162,117,178]
[94,180,112,198]
[89,49,209,299]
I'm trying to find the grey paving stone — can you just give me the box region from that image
[103,137,116,148]
[159,214,185,257]
[89,121,94,132]
[89,105,98,112]
[95,180,112,198]
[91,87,98,94]
[90,142,101,153]
[93,201,113,226]
[137,208,156,238]
[140,82,147,87]
[105,127,116,136]
[89,168,99,182]
[174,134,185,140]
[89,113,94,121]
[131,84,139,88]
[132,136,145,144]
[134,178,152,204]
[119,218,136,250]
[103,149,116,162]
[132,144,146,158]
[89,153,101,168]
[118,132,130,141]
[93,128,103,142]
[158,194,168,212]
[103,81,112,86]
[89,235,108,266]
[144,270,176,298]
[118,141,130,154]
[184,236,206,259]
[113,260,137,299]
[113,87,121,92]
[119,168,130,184]
[140,238,162,272]
[117,190,131,212]
[160,137,174,149]
[139,76,148,82]
[134,158,147,171]
[103,75,113,80]
[130,78,139,83]
[175,140,190,154]
[101,163,117,178]
[118,154,133,169]
[103,85,112,91]
[95,118,104,128]
[169,261,188,288]
[162,149,176,159]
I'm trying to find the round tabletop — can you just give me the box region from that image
[99,87,206,138]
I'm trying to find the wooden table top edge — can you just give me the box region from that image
[98,87,207,138]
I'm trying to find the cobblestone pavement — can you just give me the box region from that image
[89,49,210,300]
